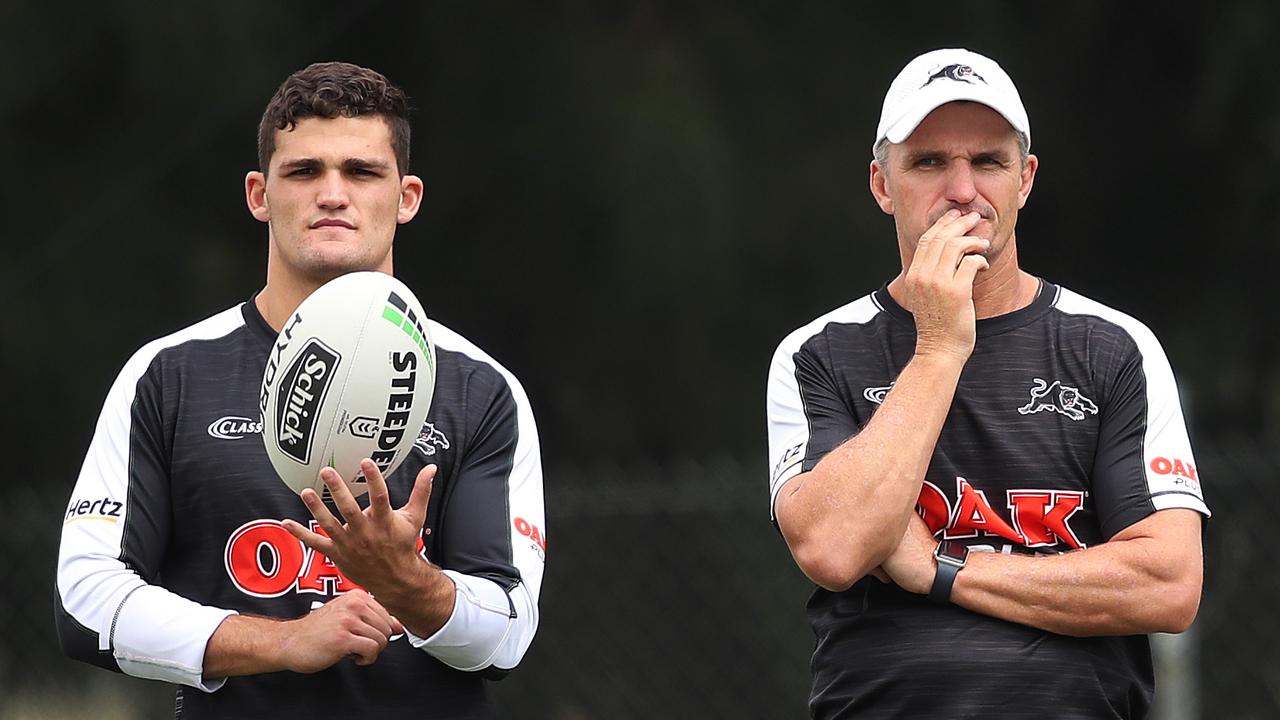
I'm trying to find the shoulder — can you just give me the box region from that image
[117,304,248,386]
[1049,285,1166,359]
[429,320,535,413]
[770,292,884,370]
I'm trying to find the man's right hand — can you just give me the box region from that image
[902,209,990,361]
[276,589,403,672]
[204,589,403,678]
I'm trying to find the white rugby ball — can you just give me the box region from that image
[259,272,436,497]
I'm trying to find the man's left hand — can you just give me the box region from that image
[283,460,438,595]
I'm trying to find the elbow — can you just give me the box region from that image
[54,584,121,673]
[1151,578,1202,634]
[786,530,887,592]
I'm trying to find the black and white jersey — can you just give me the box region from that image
[56,297,546,720]
[766,280,1209,720]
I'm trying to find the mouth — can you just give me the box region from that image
[936,210,994,225]
[310,218,356,230]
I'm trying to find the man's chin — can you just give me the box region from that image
[300,256,385,284]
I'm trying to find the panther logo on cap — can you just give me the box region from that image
[922,64,986,88]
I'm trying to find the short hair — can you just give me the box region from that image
[257,62,411,176]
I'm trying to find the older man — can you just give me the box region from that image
[767,48,1208,719]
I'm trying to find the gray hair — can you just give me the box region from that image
[873,130,1030,173]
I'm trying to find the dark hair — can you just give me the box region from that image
[257,62,411,175]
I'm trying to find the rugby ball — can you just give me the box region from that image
[259,272,436,497]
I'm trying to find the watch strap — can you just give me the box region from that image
[928,541,968,604]
[928,557,961,604]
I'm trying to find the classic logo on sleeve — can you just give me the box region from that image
[1017,378,1098,421]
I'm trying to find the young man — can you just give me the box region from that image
[766,49,1209,719]
[56,62,546,719]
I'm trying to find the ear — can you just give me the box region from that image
[246,171,269,222]
[869,159,894,215]
[397,174,425,224]
[1016,154,1038,209]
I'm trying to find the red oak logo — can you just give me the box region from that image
[916,477,1087,550]
[514,517,546,557]
[224,519,424,598]
[1150,456,1198,484]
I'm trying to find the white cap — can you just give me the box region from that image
[874,48,1029,150]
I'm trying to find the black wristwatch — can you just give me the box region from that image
[928,540,969,604]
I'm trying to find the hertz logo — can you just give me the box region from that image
[275,339,341,464]
[381,292,433,373]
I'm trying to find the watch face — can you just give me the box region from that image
[936,541,969,565]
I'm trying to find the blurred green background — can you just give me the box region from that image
[3,2,1277,718]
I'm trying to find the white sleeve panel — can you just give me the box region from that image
[113,586,237,689]
[56,306,243,690]
[405,571,539,671]
[419,321,545,671]
[499,367,547,602]
[1133,332,1209,515]
[1056,290,1209,517]
[766,339,810,520]
[766,295,882,520]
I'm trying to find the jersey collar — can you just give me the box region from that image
[873,278,1059,338]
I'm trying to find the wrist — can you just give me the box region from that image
[374,557,449,618]
[913,342,972,366]
[928,540,969,604]
[269,616,305,673]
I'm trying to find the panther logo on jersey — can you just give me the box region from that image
[414,423,451,456]
[1018,378,1098,421]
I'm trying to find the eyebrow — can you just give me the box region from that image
[901,148,1014,165]
[902,150,944,166]
[277,158,393,173]
[343,158,393,173]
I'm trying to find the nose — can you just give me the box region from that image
[943,162,978,205]
[316,171,350,209]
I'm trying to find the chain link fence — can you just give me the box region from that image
[3,448,1275,718]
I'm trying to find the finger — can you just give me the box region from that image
[282,518,338,555]
[345,635,383,666]
[402,464,437,528]
[869,567,891,584]
[362,458,393,519]
[348,592,397,637]
[918,210,980,267]
[362,592,400,628]
[913,209,961,267]
[298,487,345,539]
[955,253,991,286]
[349,614,393,649]
[934,234,990,276]
[321,467,366,531]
